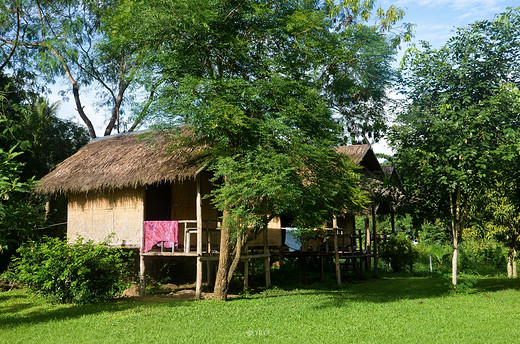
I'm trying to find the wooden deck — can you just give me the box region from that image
[141,250,270,261]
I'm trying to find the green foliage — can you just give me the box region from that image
[1,0,149,137]
[391,9,520,225]
[0,73,90,181]
[0,146,42,255]
[414,237,507,277]
[460,227,507,275]
[0,72,88,270]
[376,213,413,236]
[125,0,391,247]
[380,233,418,273]
[390,8,520,286]
[9,237,131,304]
[119,0,409,141]
[414,242,452,274]
[418,221,451,245]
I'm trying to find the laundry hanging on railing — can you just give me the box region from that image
[142,221,179,252]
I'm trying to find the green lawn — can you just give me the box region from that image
[1,276,520,343]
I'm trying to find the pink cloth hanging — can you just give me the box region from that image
[142,221,179,253]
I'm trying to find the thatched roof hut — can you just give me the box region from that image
[36,130,393,248]
[336,144,383,177]
[36,131,205,194]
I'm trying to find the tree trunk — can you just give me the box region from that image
[227,236,243,285]
[372,205,378,275]
[104,79,129,136]
[72,84,97,139]
[213,221,232,300]
[449,184,463,291]
[452,232,458,289]
[507,249,513,278]
[213,212,246,301]
[49,45,97,139]
[513,248,517,279]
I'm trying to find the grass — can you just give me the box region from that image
[2,275,520,343]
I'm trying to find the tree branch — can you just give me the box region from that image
[129,90,155,132]
[0,6,20,72]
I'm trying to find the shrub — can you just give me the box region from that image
[414,242,452,274]
[459,239,506,276]
[380,233,418,273]
[9,237,131,304]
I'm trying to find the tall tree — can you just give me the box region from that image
[390,8,520,289]
[479,84,520,278]
[0,146,36,255]
[0,71,89,269]
[115,0,409,299]
[0,73,89,180]
[0,0,150,138]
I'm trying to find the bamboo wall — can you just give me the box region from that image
[249,217,283,247]
[337,214,355,230]
[172,173,219,247]
[67,187,145,247]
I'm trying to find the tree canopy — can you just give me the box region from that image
[109,0,410,299]
[0,71,89,269]
[390,7,520,288]
[0,0,151,138]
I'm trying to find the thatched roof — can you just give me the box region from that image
[336,144,371,163]
[336,144,382,176]
[36,131,206,194]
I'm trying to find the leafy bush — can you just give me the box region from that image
[9,237,131,304]
[380,233,418,273]
[459,239,506,276]
[414,242,452,274]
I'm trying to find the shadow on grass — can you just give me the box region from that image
[0,293,26,302]
[234,272,520,309]
[472,277,520,293]
[0,291,197,329]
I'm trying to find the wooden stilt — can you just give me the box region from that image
[303,256,307,285]
[298,256,303,284]
[206,261,211,284]
[372,205,378,274]
[139,253,146,297]
[333,225,341,286]
[263,224,271,288]
[365,216,371,270]
[320,255,324,280]
[195,174,203,300]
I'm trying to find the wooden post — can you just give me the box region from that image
[333,216,341,286]
[207,261,213,286]
[320,255,324,280]
[365,216,371,270]
[139,253,146,297]
[263,224,271,288]
[244,244,249,290]
[195,174,203,300]
[372,205,378,274]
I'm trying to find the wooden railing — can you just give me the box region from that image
[178,220,220,253]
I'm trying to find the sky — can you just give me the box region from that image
[372,0,520,154]
[50,0,520,148]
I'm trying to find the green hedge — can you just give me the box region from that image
[380,234,418,273]
[8,237,131,304]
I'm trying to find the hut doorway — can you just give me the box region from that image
[145,182,172,220]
